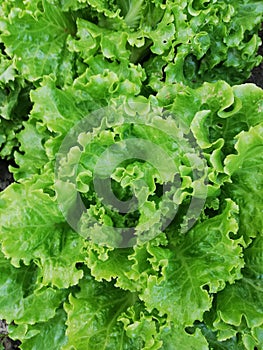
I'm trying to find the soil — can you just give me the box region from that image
[0,321,20,350]
[246,29,263,88]
[247,60,263,88]
[0,29,262,350]
[0,160,14,192]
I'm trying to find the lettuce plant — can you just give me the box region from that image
[0,1,263,349]
[0,80,262,349]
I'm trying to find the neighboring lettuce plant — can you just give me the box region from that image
[0,0,262,89]
[0,0,263,349]
[0,0,262,158]
[0,0,262,156]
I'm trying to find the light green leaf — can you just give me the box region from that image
[37,227,85,289]
[84,243,136,291]
[0,182,63,265]
[30,77,84,135]
[205,234,263,348]
[0,52,17,85]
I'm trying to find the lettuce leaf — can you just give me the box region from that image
[224,123,263,244]
[8,309,68,350]
[0,181,85,288]
[202,234,263,350]
[0,250,66,325]
[0,0,75,82]
[63,274,142,350]
[141,200,243,325]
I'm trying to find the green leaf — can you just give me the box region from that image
[0,181,85,288]
[84,243,136,290]
[204,234,263,348]
[67,18,129,62]
[0,52,17,86]
[9,309,68,350]
[211,276,263,349]
[30,77,84,135]
[0,250,66,325]
[63,274,141,350]
[224,123,263,243]
[12,122,49,180]
[197,322,247,350]
[0,0,263,347]
[141,200,244,325]
[244,234,263,280]
[220,234,263,331]
[0,118,20,158]
[119,302,165,349]
[0,1,75,81]
[38,227,85,289]
[0,81,20,120]
[0,182,63,265]
[215,278,263,330]
[159,325,209,350]
[218,84,263,151]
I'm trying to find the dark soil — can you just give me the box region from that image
[0,321,20,350]
[0,160,14,192]
[246,29,263,88]
[246,59,263,88]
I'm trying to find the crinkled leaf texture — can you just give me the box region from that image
[0,1,75,82]
[63,275,142,350]
[0,52,32,159]
[202,234,263,350]
[0,181,85,288]
[0,250,66,325]
[141,200,243,325]
[224,122,263,244]
[8,309,68,350]
[63,273,209,349]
